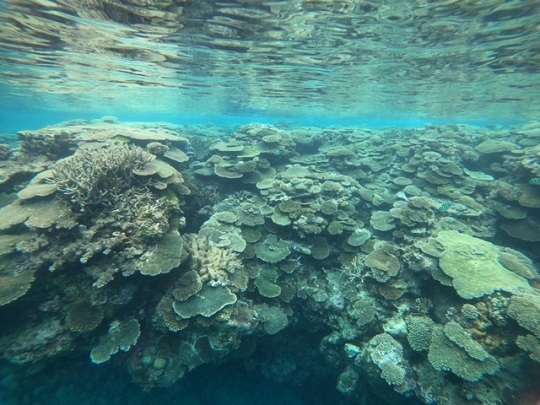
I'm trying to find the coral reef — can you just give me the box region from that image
[1,119,539,404]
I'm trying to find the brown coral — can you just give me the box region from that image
[182,234,242,286]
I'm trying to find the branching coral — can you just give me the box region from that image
[182,234,243,287]
[52,143,154,214]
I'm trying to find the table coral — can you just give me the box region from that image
[90,319,141,364]
[428,325,499,381]
[434,231,529,299]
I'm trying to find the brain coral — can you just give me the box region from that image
[434,231,529,299]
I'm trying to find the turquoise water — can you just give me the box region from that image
[1,1,540,405]
[1,0,539,126]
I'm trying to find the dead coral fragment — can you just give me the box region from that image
[90,318,141,364]
[52,143,154,214]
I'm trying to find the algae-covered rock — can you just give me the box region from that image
[435,231,529,299]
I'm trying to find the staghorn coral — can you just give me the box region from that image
[52,143,154,214]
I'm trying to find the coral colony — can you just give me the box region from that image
[0,118,539,403]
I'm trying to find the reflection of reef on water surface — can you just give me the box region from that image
[0,118,539,404]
